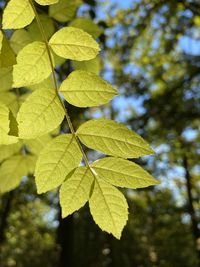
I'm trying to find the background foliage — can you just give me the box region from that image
[0,0,200,266]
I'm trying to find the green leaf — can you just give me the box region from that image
[76,119,154,158]
[17,88,65,139]
[2,0,35,29]
[27,14,55,41]
[89,178,128,239]
[0,92,24,117]
[70,17,102,38]
[60,70,118,107]
[10,29,32,54]
[49,27,100,61]
[0,67,13,91]
[0,31,16,67]
[91,157,159,188]
[25,134,52,155]
[34,0,58,5]
[13,42,52,87]
[0,143,21,163]
[27,76,53,91]
[60,167,93,217]
[0,155,36,194]
[35,134,82,193]
[49,0,82,22]
[0,103,18,145]
[73,57,101,75]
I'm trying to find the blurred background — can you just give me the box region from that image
[0,0,200,266]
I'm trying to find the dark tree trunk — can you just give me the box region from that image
[57,207,74,267]
[183,155,200,264]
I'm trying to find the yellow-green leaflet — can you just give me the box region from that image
[0,67,13,91]
[10,29,32,54]
[35,134,82,193]
[13,42,52,87]
[2,0,35,29]
[49,27,100,61]
[0,103,18,145]
[91,157,159,188]
[70,17,102,38]
[27,76,53,91]
[34,0,58,5]
[60,70,118,108]
[0,155,36,194]
[25,134,52,155]
[0,31,16,67]
[89,178,128,239]
[17,88,65,139]
[0,92,26,116]
[27,15,55,41]
[49,0,82,22]
[0,143,21,163]
[73,57,101,75]
[76,119,154,158]
[60,167,94,217]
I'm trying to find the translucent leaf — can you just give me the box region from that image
[25,134,52,155]
[0,155,36,194]
[0,67,13,91]
[91,157,159,188]
[34,0,58,5]
[89,178,128,239]
[70,17,102,38]
[10,29,32,54]
[27,15,55,41]
[2,0,35,29]
[17,88,65,139]
[0,143,21,163]
[0,103,18,145]
[49,27,100,61]
[0,92,26,117]
[49,0,82,22]
[77,119,154,158]
[60,70,117,107]
[0,31,16,67]
[27,76,53,91]
[60,167,93,217]
[35,134,82,193]
[13,42,52,87]
[73,57,101,75]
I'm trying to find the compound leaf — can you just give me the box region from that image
[73,57,101,75]
[91,157,159,188]
[0,67,13,91]
[35,134,82,193]
[49,0,82,22]
[0,155,36,194]
[60,70,118,107]
[70,17,102,38]
[60,167,93,217]
[2,0,35,29]
[0,143,21,163]
[49,27,100,61]
[89,178,128,239]
[0,103,18,145]
[25,134,52,155]
[0,31,16,67]
[10,29,32,54]
[17,88,65,139]
[76,119,154,158]
[13,42,52,87]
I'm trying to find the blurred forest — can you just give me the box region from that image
[0,0,200,266]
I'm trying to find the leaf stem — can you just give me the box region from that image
[29,0,95,175]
